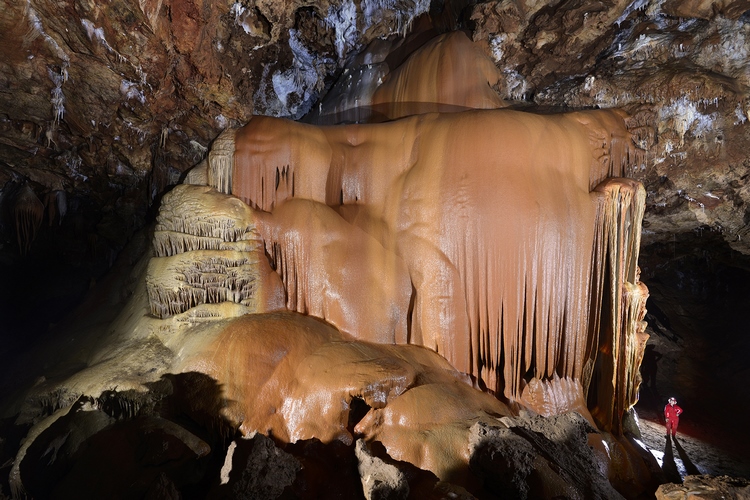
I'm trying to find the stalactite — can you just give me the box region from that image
[585,178,647,433]
[254,199,412,344]
[228,108,645,417]
[192,94,651,432]
[146,252,263,318]
[44,189,67,226]
[13,184,44,255]
[621,281,650,412]
[207,128,236,195]
[153,183,263,258]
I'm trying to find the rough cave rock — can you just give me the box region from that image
[3,1,750,498]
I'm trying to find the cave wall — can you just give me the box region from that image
[2,0,750,265]
[1,0,749,449]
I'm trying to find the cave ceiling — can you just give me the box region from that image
[1,0,750,262]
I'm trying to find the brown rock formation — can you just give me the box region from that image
[206,105,647,433]
[656,474,750,499]
[370,31,507,118]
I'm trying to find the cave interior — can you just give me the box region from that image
[2,0,750,498]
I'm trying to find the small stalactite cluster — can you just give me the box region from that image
[207,128,236,195]
[155,213,255,252]
[579,109,648,188]
[148,250,260,319]
[13,184,44,256]
[153,183,261,258]
[97,391,141,420]
[154,231,222,257]
[146,185,280,319]
[181,257,259,304]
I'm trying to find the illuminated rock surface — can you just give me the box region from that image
[2,1,750,498]
[656,474,750,499]
[3,40,654,500]
[216,107,648,435]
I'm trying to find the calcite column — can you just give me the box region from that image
[585,178,648,433]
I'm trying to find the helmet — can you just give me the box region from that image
[668,397,676,403]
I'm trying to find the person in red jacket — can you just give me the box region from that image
[664,397,683,438]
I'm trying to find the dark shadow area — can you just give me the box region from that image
[661,437,682,484]
[640,344,662,390]
[5,372,235,499]
[0,177,148,388]
[637,231,750,479]
[215,433,301,500]
[347,397,371,436]
[468,415,637,499]
[0,221,150,407]
[282,438,363,499]
[673,437,701,476]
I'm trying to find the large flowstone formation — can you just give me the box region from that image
[204,107,648,434]
[2,28,662,499]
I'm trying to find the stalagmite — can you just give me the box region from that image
[586,178,648,432]
[177,312,512,471]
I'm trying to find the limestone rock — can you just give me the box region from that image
[355,439,409,500]
[656,474,750,499]
[226,433,300,500]
[469,414,625,500]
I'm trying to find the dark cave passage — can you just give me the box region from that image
[636,231,750,480]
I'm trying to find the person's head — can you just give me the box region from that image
[668,397,676,405]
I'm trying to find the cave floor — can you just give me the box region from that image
[636,386,750,483]
[635,258,750,485]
